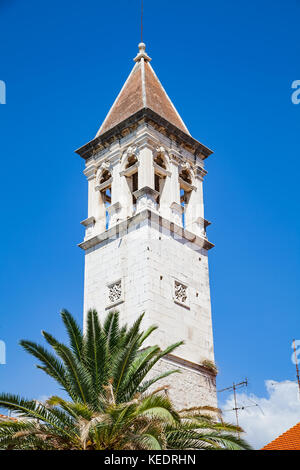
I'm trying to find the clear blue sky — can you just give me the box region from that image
[0,0,299,405]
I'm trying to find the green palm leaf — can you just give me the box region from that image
[19,340,70,395]
[60,310,83,361]
[42,331,91,404]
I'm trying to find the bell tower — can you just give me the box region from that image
[76,43,217,409]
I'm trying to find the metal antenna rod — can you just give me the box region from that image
[293,339,300,398]
[218,379,248,436]
[218,379,248,393]
[233,383,239,430]
[141,0,144,43]
[223,404,260,413]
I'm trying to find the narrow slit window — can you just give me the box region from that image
[180,188,186,227]
[103,187,111,230]
[132,172,138,204]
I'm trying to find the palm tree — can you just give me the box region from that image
[0,310,251,450]
[0,390,251,450]
[0,388,180,450]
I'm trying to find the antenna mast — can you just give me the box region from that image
[218,379,248,435]
[141,0,144,42]
[233,382,239,429]
[293,339,300,397]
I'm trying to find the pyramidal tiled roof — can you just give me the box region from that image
[96,43,190,137]
[262,422,300,450]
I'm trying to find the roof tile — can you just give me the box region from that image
[96,44,189,137]
[262,422,300,450]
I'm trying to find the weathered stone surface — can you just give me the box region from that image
[148,358,217,410]
[82,220,217,408]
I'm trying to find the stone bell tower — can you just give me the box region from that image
[76,43,217,409]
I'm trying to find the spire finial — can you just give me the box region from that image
[134,42,151,62]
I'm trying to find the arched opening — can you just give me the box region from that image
[129,171,138,206]
[102,187,111,230]
[180,169,192,185]
[125,154,138,169]
[153,150,169,207]
[125,157,138,205]
[120,150,139,212]
[154,153,166,170]
[100,169,112,184]
[96,167,112,230]
[179,167,193,228]
[155,173,168,206]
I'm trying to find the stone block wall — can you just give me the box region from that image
[83,219,217,409]
[148,358,217,410]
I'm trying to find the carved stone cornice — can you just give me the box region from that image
[132,134,157,151]
[155,145,167,157]
[80,216,95,227]
[75,108,213,161]
[133,186,160,201]
[169,153,181,166]
[121,145,139,162]
[78,209,214,252]
[195,166,208,180]
[83,162,97,181]
[93,146,121,164]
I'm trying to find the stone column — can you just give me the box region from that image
[138,147,155,189]
[109,158,123,227]
[184,167,205,236]
[93,188,107,234]
[169,154,183,226]
[81,163,106,238]
[154,147,172,220]
[119,174,134,220]
[158,176,170,220]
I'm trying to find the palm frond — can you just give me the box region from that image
[137,369,180,395]
[0,394,77,441]
[60,310,83,361]
[19,340,70,395]
[84,310,109,397]
[42,331,91,404]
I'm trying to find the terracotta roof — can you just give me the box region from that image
[0,413,17,422]
[96,43,190,137]
[262,422,300,450]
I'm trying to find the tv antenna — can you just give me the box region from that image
[218,379,248,434]
[293,339,300,397]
